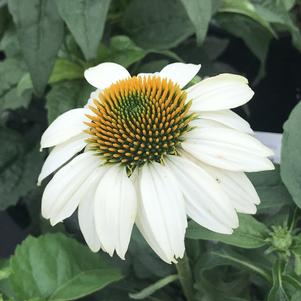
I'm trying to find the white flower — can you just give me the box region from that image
[39,62,274,263]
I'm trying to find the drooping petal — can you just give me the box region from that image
[136,163,187,263]
[187,73,254,111]
[84,62,130,89]
[183,127,274,172]
[166,155,238,234]
[78,168,108,252]
[49,164,107,226]
[41,108,90,149]
[94,166,137,259]
[159,63,201,88]
[41,152,99,220]
[197,162,259,214]
[195,110,253,134]
[38,134,88,184]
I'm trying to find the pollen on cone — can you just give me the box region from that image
[85,75,195,168]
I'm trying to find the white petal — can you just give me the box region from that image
[136,163,187,263]
[137,72,157,78]
[198,162,259,214]
[160,63,201,88]
[49,164,107,226]
[41,152,99,219]
[84,62,130,89]
[38,134,87,184]
[166,155,238,234]
[188,73,254,111]
[94,166,137,259]
[41,108,90,149]
[196,110,253,134]
[78,168,108,252]
[183,127,274,172]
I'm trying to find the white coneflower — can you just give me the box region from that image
[39,62,274,263]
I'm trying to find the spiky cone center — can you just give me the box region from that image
[85,75,195,171]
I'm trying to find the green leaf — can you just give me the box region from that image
[291,291,301,301]
[282,274,301,290]
[267,260,289,301]
[54,0,111,60]
[253,0,301,52]
[293,252,301,276]
[16,73,33,97]
[281,101,301,208]
[180,0,212,45]
[194,249,256,300]
[282,0,296,10]
[216,13,272,82]
[247,165,293,212]
[129,274,178,300]
[0,267,11,281]
[0,128,42,210]
[108,35,147,68]
[202,36,229,61]
[138,60,170,74]
[8,0,64,95]
[0,6,9,40]
[10,233,123,301]
[122,0,194,50]
[219,0,275,35]
[186,214,268,248]
[0,59,32,112]
[129,228,174,279]
[46,80,93,123]
[0,26,21,58]
[49,59,84,84]
[203,248,272,282]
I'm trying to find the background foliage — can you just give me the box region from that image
[0,0,301,300]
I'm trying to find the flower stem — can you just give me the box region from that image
[176,253,194,301]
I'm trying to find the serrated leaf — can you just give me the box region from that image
[186,214,268,248]
[8,0,64,95]
[46,80,93,123]
[0,128,43,210]
[55,0,111,60]
[180,0,212,45]
[281,101,301,208]
[122,0,194,50]
[10,233,123,301]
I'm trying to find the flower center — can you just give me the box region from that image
[85,75,194,169]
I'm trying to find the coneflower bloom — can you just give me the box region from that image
[39,62,274,263]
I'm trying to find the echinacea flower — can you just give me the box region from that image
[39,62,274,263]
